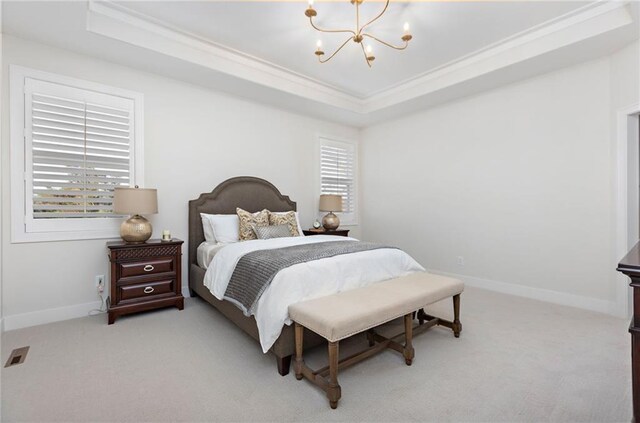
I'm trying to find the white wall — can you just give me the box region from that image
[0,1,4,328]
[1,32,636,329]
[0,35,360,329]
[610,42,640,249]
[361,42,639,316]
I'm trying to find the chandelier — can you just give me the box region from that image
[304,0,412,67]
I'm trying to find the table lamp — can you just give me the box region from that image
[319,194,343,230]
[113,186,158,243]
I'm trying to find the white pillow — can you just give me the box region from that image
[200,213,216,242]
[271,211,304,236]
[205,214,240,244]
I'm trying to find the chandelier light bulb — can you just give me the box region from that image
[316,39,322,48]
[403,22,410,33]
[366,45,373,54]
[308,0,314,7]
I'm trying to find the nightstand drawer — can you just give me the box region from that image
[119,258,174,278]
[118,279,175,302]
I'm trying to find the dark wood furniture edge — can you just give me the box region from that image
[616,241,640,422]
[302,229,350,237]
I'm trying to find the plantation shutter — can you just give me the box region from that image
[320,139,356,218]
[25,78,134,227]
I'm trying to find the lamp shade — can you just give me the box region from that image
[319,194,343,212]
[113,187,158,215]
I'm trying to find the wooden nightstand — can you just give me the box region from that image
[303,229,350,237]
[107,239,184,324]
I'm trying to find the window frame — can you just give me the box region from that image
[10,65,144,243]
[316,134,358,226]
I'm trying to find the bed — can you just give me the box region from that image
[188,176,421,376]
[189,176,325,375]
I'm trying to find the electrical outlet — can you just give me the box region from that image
[457,256,465,266]
[95,275,105,288]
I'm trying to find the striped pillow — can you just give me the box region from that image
[253,224,292,240]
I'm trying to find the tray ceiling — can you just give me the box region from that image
[116,1,591,97]
[2,1,638,126]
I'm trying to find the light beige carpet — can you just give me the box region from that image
[1,287,632,422]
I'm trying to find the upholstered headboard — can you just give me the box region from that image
[188,176,297,269]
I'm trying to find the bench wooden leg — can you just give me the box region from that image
[452,294,462,338]
[417,308,425,325]
[294,323,304,380]
[403,313,415,365]
[327,341,341,409]
[366,329,375,347]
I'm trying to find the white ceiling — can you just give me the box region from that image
[2,1,638,126]
[116,1,590,97]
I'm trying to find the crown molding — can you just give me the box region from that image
[365,1,634,113]
[85,1,636,120]
[86,1,364,113]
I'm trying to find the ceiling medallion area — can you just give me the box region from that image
[305,0,412,68]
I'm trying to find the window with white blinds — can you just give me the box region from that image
[319,137,357,225]
[11,66,143,242]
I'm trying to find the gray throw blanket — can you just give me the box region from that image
[223,240,396,316]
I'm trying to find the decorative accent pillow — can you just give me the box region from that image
[236,208,270,241]
[269,211,300,236]
[253,224,292,240]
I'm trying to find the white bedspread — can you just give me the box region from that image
[203,235,425,352]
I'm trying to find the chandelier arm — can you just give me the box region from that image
[358,0,390,35]
[319,36,354,63]
[359,41,373,68]
[309,17,356,35]
[362,33,409,50]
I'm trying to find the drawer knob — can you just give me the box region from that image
[143,265,154,272]
[143,286,154,294]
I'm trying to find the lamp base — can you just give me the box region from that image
[322,212,340,231]
[120,214,152,244]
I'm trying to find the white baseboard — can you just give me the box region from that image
[3,289,192,332]
[2,300,103,331]
[428,269,621,317]
[1,272,622,332]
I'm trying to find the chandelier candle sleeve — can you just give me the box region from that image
[315,39,325,56]
[305,0,412,67]
[366,45,375,62]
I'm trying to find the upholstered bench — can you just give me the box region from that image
[288,272,464,409]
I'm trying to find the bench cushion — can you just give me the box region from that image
[288,272,463,342]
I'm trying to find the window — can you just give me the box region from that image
[10,66,144,242]
[318,136,358,225]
